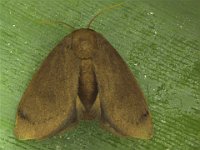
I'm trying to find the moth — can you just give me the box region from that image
[15,5,153,140]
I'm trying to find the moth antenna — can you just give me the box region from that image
[87,2,124,29]
[36,19,75,30]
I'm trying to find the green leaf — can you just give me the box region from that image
[0,0,200,149]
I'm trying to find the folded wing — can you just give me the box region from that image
[15,35,80,139]
[93,33,153,139]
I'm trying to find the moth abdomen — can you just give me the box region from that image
[78,59,98,111]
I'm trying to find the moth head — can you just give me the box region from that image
[72,29,97,59]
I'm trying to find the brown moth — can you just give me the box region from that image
[15,5,153,140]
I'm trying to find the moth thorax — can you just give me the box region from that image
[74,40,96,59]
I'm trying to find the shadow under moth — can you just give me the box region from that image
[14,4,153,140]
